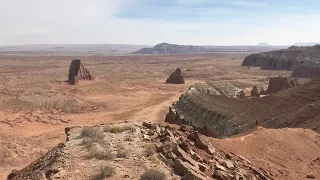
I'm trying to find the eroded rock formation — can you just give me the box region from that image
[242,45,320,70]
[259,87,267,95]
[291,63,320,78]
[266,76,300,94]
[250,86,260,97]
[166,68,185,84]
[9,122,272,180]
[68,59,94,85]
[165,79,320,138]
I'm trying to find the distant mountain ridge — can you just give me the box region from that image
[293,42,320,46]
[131,42,286,54]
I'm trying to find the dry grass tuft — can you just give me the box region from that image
[88,145,114,160]
[140,169,167,180]
[94,165,116,180]
[116,143,129,158]
[144,144,157,157]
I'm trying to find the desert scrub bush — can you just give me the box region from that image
[144,144,157,157]
[80,127,104,141]
[88,145,114,160]
[116,143,129,158]
[110,125,136,134]
[140,169,167,180]
[111,126,121,133]
[121,125,136,133]
[34,97,81,113]
[151,154,161,165]
[95,165,116,180]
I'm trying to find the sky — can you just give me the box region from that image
[0,0,320,46]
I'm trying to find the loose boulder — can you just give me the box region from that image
[68,59,94,85]
[266,76,300,94]
[166,68,185,84]
[250,86,260,97]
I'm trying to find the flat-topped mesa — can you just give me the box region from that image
[166,68,185,84]
[242,45,320,70]
[266,76,300,94]
[291,62,320,78]
[68,59,94,85]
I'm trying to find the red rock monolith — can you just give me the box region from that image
[68,59,94,85]
[166,68,185,84]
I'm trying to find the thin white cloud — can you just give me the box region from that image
[0,0,319,46]
[229,0,267,8]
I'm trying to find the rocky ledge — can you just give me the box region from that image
[8,122,272,180]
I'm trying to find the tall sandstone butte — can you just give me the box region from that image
[166,68,185,84]
[68,59,94,85]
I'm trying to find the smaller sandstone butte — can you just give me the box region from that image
[166,68,185,84]
[291,63,320,78]
[68,59,94,85]
[250,86,260,97]
[266,76,300,94]
[259,87,267,95]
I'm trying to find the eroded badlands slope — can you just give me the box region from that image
[242,45,320,70]
[166,80,320,138]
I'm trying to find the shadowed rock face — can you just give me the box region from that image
[68,59,94,85]
[291,63,320,78]
[259,87,267,95]
[266,76,300,94]
[166,68,185,84]
[250,86,260,97]
[242,45,320,70]
[165,80,320,138]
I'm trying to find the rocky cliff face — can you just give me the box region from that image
[291,63,320,78]
[266,76,300,94]
[242,45,320,70]
[165,80,320,138]
[68,59,94,85]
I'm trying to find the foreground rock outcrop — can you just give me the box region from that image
[242,45,320,70]
[166,79,320,138]
[68,59,94,85]
[291,63,320,78]
[8,122,272,180]
[166,68,185,84]
[266,76,300,94]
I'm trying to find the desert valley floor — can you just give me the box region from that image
[0,53,319,179]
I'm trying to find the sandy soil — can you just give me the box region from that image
[0,53,300,179]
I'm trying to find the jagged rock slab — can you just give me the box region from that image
[166,80,320,137]
[242,45,320,70]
